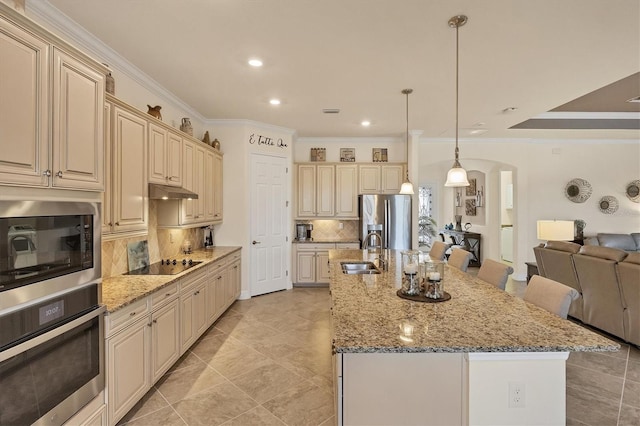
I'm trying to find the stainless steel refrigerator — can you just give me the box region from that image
[358,194,412,250]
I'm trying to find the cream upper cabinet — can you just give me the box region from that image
[0,17,49,187]
[296,164,335,218]
[212,150,223,222]
[335,164,358,218]
[106,98,148,237]
[359,164,404,194]
[0,10,105,191]
[203,148,216,222]
[381,164,404,193]
[102,102,112,235]
[148,123,183,187]
[51,48,104,190]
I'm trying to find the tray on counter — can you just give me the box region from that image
[396,289,451,303]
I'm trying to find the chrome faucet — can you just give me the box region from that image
[374,254,388,271]
[363,230,381,251]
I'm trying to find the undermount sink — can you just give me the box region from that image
[341,261,381,275]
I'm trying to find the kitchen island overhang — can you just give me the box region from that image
[329,249,618,426]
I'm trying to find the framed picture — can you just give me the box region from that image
[466,178,477,196]
[310,147,326,162]
[340,148,355,162]
[465,199,477,216]
[372,148,388,162]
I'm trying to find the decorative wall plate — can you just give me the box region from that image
[565,178,592,203]
[598,196,619,214]
[625,180,640,203]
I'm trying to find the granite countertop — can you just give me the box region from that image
[101,246,241,313]
[329,249,619,354]
[293,238,360,244]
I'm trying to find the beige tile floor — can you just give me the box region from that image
[118,276,639,426]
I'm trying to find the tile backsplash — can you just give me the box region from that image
[296,219,359,240]
[102,200,205,278]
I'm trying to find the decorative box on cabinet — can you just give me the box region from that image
[0,6,106,191]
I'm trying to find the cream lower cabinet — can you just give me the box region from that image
[180,268,208,354]
[294,243,334,284]
[105,287,180,426]
[105,300,150,426]
[226,254,242,302]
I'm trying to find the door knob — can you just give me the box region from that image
[252,240,261,245]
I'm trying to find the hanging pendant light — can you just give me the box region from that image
[399,88,415,195]
[444,15,470,187]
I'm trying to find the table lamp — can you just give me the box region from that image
[536,220,574,241]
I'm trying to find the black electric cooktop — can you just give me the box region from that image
[126,259,202,275]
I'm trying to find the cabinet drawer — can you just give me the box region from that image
[335,243,359,249]
[208,259,226,276]
[180,268,207,294]
[106,298,149,336]
[295,243,335,251]
[150,282,178,309]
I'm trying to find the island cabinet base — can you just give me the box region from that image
[335,351,569,426]
[336,352,466,426]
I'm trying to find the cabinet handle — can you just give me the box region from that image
[234,265,238,269]
[194,290,199,295]
[165,293,171,297]
[43,169,52,177]
[153,319,158,323]
[108,222,113,226]
[147,322,152,327]
[217,276,223,280]
[129,312,136,316]
[115,222,120,226]
[56,171,63,177]
[168,176,175,181]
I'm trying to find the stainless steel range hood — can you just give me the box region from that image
[149,184,198,200]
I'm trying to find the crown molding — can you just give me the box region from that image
[26,0,206,122]
[207,119,296,136]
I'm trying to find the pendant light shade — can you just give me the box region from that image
[399,88,415,195]
[444,15,470,188]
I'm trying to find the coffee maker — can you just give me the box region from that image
[296,223,313,241]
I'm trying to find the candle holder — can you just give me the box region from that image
[424,260,445,299]
[401,250,420,296]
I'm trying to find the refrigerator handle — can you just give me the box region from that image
[384,199,390,249]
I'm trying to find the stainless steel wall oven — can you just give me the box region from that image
[0,201,103,426]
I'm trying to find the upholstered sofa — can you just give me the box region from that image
[584,233,640,252]
[533,241,639,346]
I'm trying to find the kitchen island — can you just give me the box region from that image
[329,249,618,426]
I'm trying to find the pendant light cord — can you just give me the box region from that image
[402,88,413,179]
[454,21,460,164]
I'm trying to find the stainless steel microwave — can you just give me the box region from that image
[0,201,101,312]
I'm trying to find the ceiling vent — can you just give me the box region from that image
[322,108,340,114]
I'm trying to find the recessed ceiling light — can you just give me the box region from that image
[248,58,263,67]
[361,121,371,127]
[269,99,281,105]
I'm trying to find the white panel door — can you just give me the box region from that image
[251,154,288,296]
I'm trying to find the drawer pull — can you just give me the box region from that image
[129,312,136,316]
[153,319,158,323]
[165,293,171,297]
